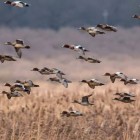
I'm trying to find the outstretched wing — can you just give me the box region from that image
[16,39,24,45]
[15,48,22,58]
[89,33,95,37]
[82,94,92,103]
[110,76,116,83]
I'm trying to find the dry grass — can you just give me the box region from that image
[0,83,140,140]
[0,27,140,139]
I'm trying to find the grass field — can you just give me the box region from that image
[0,27,140,139]
[0,83,140,140]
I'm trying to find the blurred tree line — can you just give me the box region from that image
[0,0,140,29]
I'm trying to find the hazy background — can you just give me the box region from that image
[0,0,140,83]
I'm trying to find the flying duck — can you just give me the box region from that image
[81,79,104,89]
[4,39,30,58]
[48,77,71,88]
[73,94,94,106]
[104,72,127,83]
[77,55,101,63]
[15,80,39,87]
[62,44,89,55]
[132,15,140,19]
[96,24,117,32]
[0,55,16,63]
[4,1,30,8]
[113,96,135,103]
[1,91,23,99]
[61,110,83,117]
[31,68,54,75]
[4,83,30,94]
[78,27,105,37]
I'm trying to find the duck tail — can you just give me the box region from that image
[25,46,30,49]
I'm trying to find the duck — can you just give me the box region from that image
[73,94,94,106]
[96,24,117,32]
[0,55,16,63]
[31,68,53,75]
[120,78,139,85]
[104,72,127,83]
[4,83,30,94]
[78,27,105,37]
[114,92,136,97]
[113,96,135,103]
[15,80,39,87]
[77,56,101,63]
[61,110,83,117]
[81,79,104,89]
[132,15,140,19]
[48,77,71,88]
[4,1,30,8]
[1,91,23,99]
[62,44,89,55]
[4,39,30,58]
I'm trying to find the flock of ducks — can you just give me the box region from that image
[0,1,140,117]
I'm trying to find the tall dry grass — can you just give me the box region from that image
[0,83,140,140]
[0,27,140,139]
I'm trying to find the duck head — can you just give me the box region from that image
[31,68,39,71]
[103,73,111,76]
[77,56,84,59]
[2,91,8,94]
[4,42,12,45]
[4,83,11,87]
[112,98,119,101]
[81,80,87,83]
[72,100,79,104]
[78,27,86,30]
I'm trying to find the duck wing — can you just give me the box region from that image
[16,39,24,45]
[82,94,92,103]
[89,32,95,37]
[61,79,68,88]
[123,93,135,97]
[110,76,116,83]
[0,58,4,63]
[15,48,22,58]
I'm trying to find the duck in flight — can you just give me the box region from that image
[104,72,127,83]
[73,94,94,106]
[4,1,30,8]
[0,55,16,63]
[4,39,30,58]
[77,56,101,63]
[62,44,89,55]
[81,79,104,89]
[78,27,105,37]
